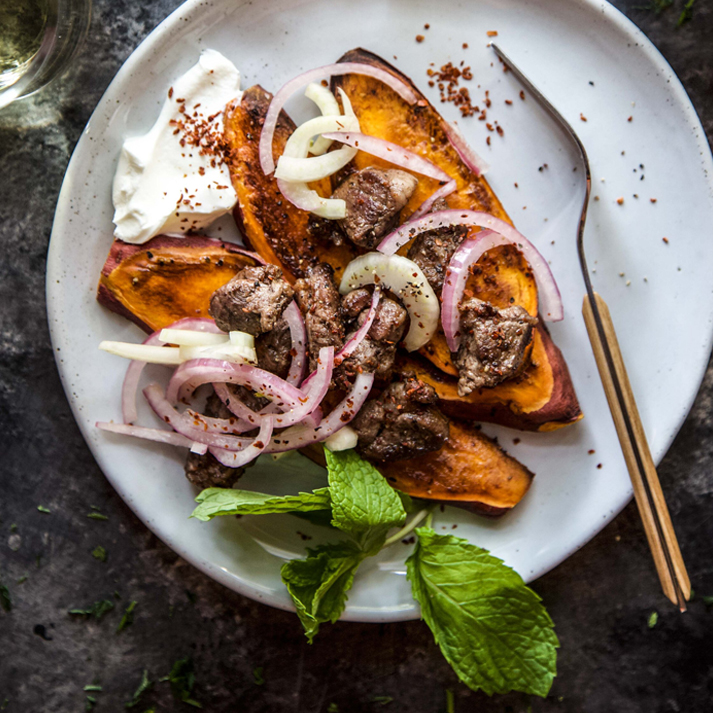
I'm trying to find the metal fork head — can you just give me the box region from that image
[490,44,594,296]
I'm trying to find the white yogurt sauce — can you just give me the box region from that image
[112,49,241,244]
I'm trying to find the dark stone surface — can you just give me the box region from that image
[1,1,712,710]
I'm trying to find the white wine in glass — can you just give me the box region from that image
[0,0,91,110]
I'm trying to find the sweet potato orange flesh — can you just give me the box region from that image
[97,236,260,333]
[224,86,359,284]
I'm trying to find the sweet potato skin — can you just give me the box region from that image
[400,323,582,432]
[224,86,359,284]
[97,235,260,333]
[302,419,534,517]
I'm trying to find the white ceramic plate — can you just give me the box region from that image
[48,0,713,621]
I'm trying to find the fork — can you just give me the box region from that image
[491,43,691,611]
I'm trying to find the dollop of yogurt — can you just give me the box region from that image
[112,49,241,244]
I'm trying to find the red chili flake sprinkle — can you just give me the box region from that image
[662,237,669,244]
[496,125,504,137]
[424,23,430,29]
[168,87,174,98]
[588,449,595,455]
[416,34,425,42]
[462,42,469,49]
[616,197,624,205]
[627,116,633,122]
[505,99,513,105]
[487,30,498,37]
[580,113,587,122]
[650,198,657,203]
[519,90,526,100]
[513,438,521,445]
[597,463,603,469]
[486,136,491,146]
[514,182,518,188]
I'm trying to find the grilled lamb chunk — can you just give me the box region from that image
[352,374,450,463]
[256,316,291,379]
[339,289,408,383]
[184,392,246,490]
[455,298,538,395]
[294,263,345,371]
[209,264,294,336]
[332,167,418,248]
[406,223,468,295]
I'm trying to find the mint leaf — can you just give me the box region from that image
[92,545,108,562]
[406,527,558,697]
[281,541,364,642]
[324,449,406,552]
[191,487,331,521]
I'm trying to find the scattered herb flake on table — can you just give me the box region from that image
[124,669,152,709]
[116,600,137,633]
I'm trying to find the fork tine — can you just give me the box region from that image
[491,44,690,610]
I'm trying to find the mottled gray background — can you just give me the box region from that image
[1,1,712,710]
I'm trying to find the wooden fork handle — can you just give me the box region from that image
[582,292,690,607]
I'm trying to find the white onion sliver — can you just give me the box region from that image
[275,149,357,183]
[229,331,255,348]
[281,114,360,160]
[210,416,274,468]
[96,421,207,454]
[178,343,257,364]
[335,286,381,365]
[159,329,228,346]
[442,120,490,176]
[282,301,307,386]
[304,82,340,156]
[259,62,418,176]
[324,426,358,452]
[120,317,223,424]
[101,341,182,365]
[339,253,439,351]
[377,209,563,322]
[276,178,346,219]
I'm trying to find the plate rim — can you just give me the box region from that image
[46,0,713,622]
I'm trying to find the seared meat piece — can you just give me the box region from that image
[352,374,450,463]
[256,316,291,379]
[339,289,408,383]
[209,264,294,336]
[407,223,468,295]
[184,393,246,490]
[332,167,418,248]
[294,263,345,371]
[455,298,538,395]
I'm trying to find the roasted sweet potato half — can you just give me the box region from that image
[302,417,533,518]
[97,235,260,333]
